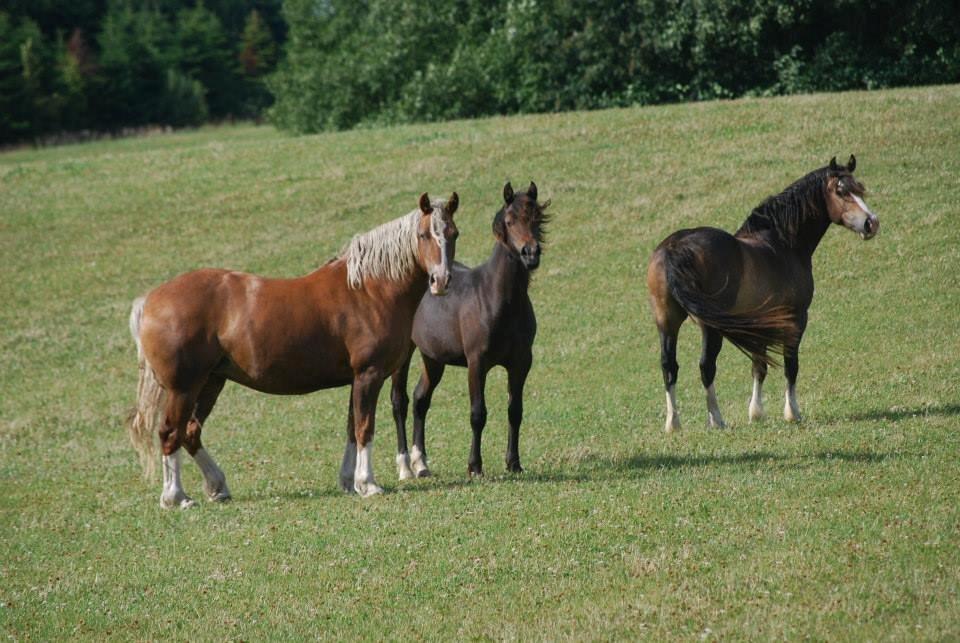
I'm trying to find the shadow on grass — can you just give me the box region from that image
[844,403,960,423]
[225,448,899,503]
[390,448,899,493]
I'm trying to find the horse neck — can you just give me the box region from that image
[738,186,833,262]
[482,242,531,308]
[379,267,429,313]
[794,212,832,260]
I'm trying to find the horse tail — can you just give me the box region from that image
[662,248,798,365]
[127,296,163,479]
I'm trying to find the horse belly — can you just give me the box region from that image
[216,316,354,394]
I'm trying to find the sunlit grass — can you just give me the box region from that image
[2,85,959,639]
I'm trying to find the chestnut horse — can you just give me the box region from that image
[647,156,879,430]
[128,193,459,507]
[390,182,549,478]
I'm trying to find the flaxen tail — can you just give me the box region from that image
[127,296,163,479]
[663,247,798,365]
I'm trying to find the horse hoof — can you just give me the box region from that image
[415,467,432,478]
[506,462,524,473]
[664,418,681,433]
[784,403,802,423]
[204,479,231,502]
[749,405,765,422]
[354,481,384,497]
[160,492,196,509]
[396,454,414,481]
[339,476,356,494]
[708,415,727,429]
[468,467,484,479]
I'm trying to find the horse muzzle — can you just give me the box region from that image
[520,243,541,269]
[860,213,879,240]
[429,270,450,296]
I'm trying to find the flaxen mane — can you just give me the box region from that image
[342,200,448,289]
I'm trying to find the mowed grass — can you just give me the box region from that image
[2,85,959,640]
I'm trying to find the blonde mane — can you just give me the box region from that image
[342,200,447,289]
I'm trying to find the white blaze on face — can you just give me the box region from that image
[431,212,448,278]
[851,194,874,217]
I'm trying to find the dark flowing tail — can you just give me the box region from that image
[662,248,798,365]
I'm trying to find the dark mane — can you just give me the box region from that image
[735,167,864,247]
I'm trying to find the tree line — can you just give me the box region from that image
[1,0,284,144]
[269,0,960,133]
[2,1,958,144]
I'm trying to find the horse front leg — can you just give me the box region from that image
[391,347,415,481]
[467,360,488,477]
[411,354,445,478]
[353,370,386,497]
[505,354,531,473]
[783,316,807,423]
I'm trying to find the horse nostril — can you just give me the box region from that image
[864,218,872,235]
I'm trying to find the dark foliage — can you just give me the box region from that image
[269,0,960,134]
[0,0,284,144]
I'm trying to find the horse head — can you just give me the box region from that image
[495,181,551,269]
[825,155,879,240]
[415,192,459,295]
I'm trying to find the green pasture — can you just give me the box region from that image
[2,85,959,639]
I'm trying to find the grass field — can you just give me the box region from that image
[2,84,959,640]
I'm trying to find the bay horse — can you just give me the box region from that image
[127,192,459,507]
[647,156,879,431]
[390,182,549,478]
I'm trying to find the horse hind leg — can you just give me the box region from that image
[699,326,726,428]
[352,369,386,497]
[656,318,685,432]
[783,345,802,422]
[391,347,415,481]
[339,385,358,493]
[184,375,230,502]
[159,390,199,509]
[748,356,768,422]
[648,255,686,432]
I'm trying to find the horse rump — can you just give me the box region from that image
[661,246,799,365]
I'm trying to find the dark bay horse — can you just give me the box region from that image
[390,182,549,478]
[128,192,459,507]
[647,156,879,430]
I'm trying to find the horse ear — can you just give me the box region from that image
[829,157,840,172]
[419,192,433,214]
[846,154,856,172]
[503,182,514,204]
[447,192,459,217]
[528,181,537,201]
